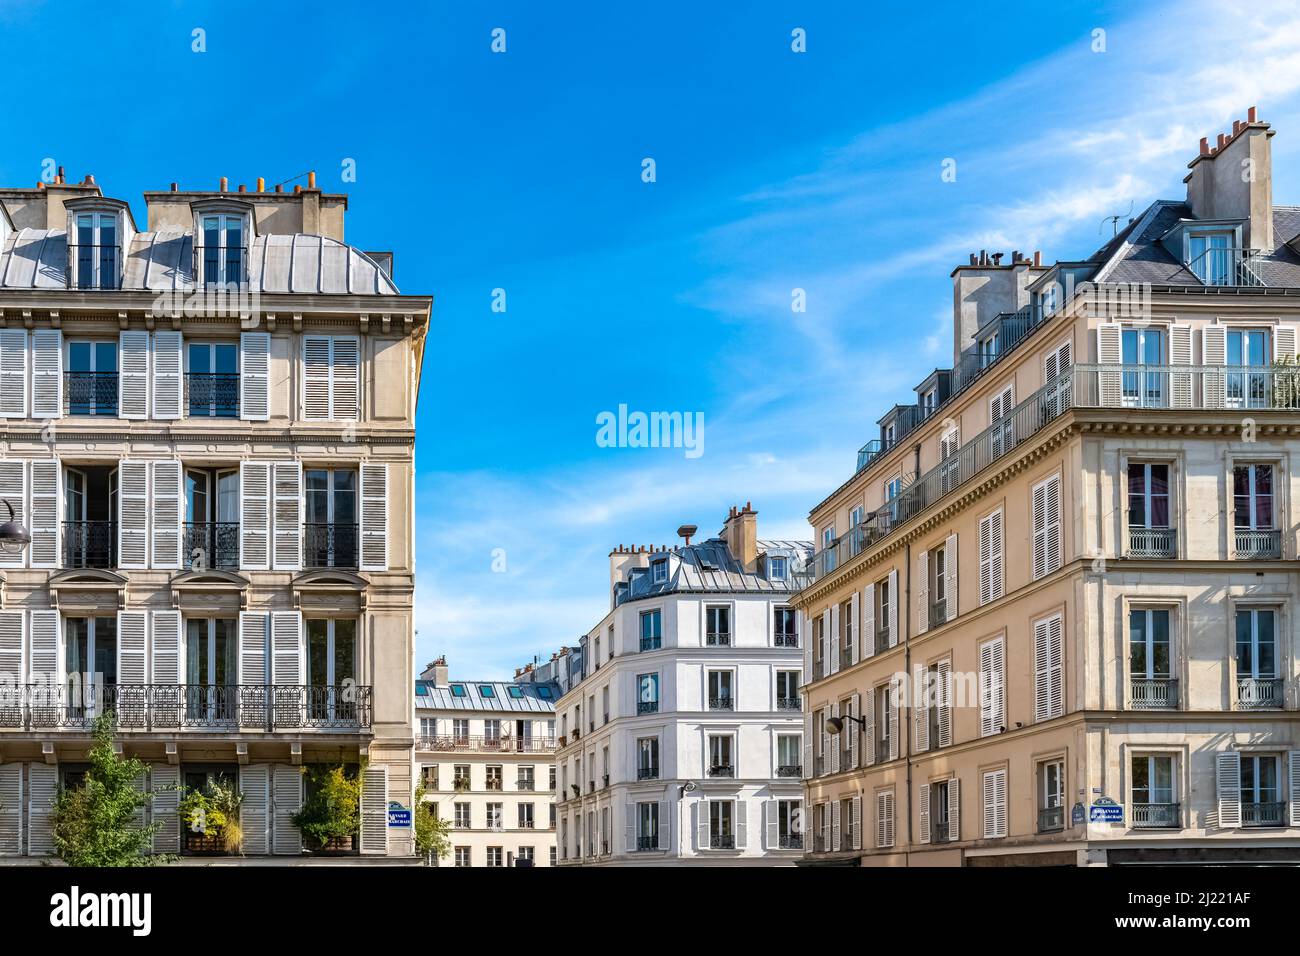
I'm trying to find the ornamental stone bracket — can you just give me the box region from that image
[290,568,370,614]
[46,568,129,612]
[168,568,250,613]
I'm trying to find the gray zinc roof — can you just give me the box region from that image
[620,537,813,602]
[415,679,559,713]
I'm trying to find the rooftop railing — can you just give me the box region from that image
[416,734,556,753]
[1184,247,1266,287]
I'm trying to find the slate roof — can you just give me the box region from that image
[618,537,813,603]
[415,679,559,713]
[0,227,399,294]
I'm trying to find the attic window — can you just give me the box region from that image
[537,686,552,699]
[1187,231,1236,285]
[72,212,120,290]
[769,556,788,579]
[478,685,495,698]
[652,560,667,584]
[199,213,247,288]
[698,553,718,571]
[508,686,524,699]
[449,684,466,697]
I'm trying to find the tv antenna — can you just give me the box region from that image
[1100,201,1134,238]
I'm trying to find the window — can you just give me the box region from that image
[1129,609,1174,708]
[927,542,948,627]
[183,617,236,720]
[518,803,535,829]
[1121,326,1165,406]
[637,737,659,779]
[839,796,854,849]
[875,575,891,648]
[652,559,667,584]
[454,803,470,828]
[1127,462,1173,556]
[982,768,1008,838]
[484,719,501,743]
[708,800,735,849]
[1132,755,1178,828]
[637,801,660,850]
[1240,755,1283,827]
[639,609,662,651]
[708,735,734,777]
[776,734,801,777]
[485,766,503,791]
[517,846,534,864]
[549,846,556,866]
[421,765,437,789]
[849,506,864,529]
[186,342,239,417]
[774,606,797,647]
[1233,464,1279,558]
[1227,328,1270,407]
[778,800,803,849]
[707,670,734,711]
[921,388,936,417]
[979,334,998,366]
[419,717,436,739]
[306,618,357,720]
[822,525,835,549]
[452,720,469,743]
[548,765,556,789]
[776,670,800,711]
[1187,231,1232,284]
[884,422,897,448]
[1236,608,1280,708]
[449,684,466,698]
[486,846,504,867]
[978,509,1004,605]
[979,636,1005,737]
[929,779,953,843]
[454,846,470,867]
[1031,473,1062,579]
[873,683,893,762]
[885,477,902,523]
[200,213,246,288]
[536,685,552,699]
[303,468,358,569]
[875,790,895,848]
[989,383,1014,456]
[769,555,787,580]
[486,802,503,830]
[1032,615,1064,722]
[72,211,120,290]
[66,340,118,416]
[507,685,523,698]
[1037,760,1064,832]
[478,685,495,698]
[62,617,116,717]
[636,672,659,714]
[839,597,854,661]
[705,605,731,646]
[549,804,556,828]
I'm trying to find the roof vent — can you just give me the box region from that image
[676,524,698,546]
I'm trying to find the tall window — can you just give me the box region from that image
[1240,755,1282,825]
[518,803,535,829]
[1128,463,1169,528]
[201,214,245,288]
[778,800,802,849]
[637,737,659,779]
[66,340,118,416]
[776,734,801,776]
[1037,760,1064,832]
[74,212,119,289]
[304,468,358,568]
[63,617,116,718]
[187,342,239,417]
[768,555,787,580]
[1233,464,1274,530]
[708,735,734,777]
[185,617,237,721]
[774,606,797,647]
[639,609,662,651]
[1129,609,1172,703]
[1188,231,1231,285]
[1236,608,1279,709]
[652,559,667,584]
[636,672,659,714]
[637,801,659,849]
[454,846,470,866]
[776,670,800,710]
[454,803,470,827]
[707,670,734,710]
[1121,326,1164,406]
[708,800,734,848]
[705,605,731,646]
[1132,755,1177,828]
[1226,329,1269,407]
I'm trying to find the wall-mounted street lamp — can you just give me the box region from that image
[825,714,866,735]
[0,500,30,556]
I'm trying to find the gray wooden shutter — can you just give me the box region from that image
[828,702,840,774]
[888,679,900,761]
[119,330,150,420]
[863,690,876,767]
[0,329,27,418]
[831,799,841,851]
[1202,326,1227,408]
[27,459,59,570]
[0,612,23,699]
[0,461,24,569]
[360,462,389,571]
[851,795,862,850]
[331,335,361,420]
[862,583,875,658]
[0,763,21,855]
[360,764,389,854]
[28,763,57,856]
[240,331,270,421]
[272,460,302,571]
[117,460,149,569]
[28,610,60,692]
[151,331,182,420]
[848,691,860,769]
[914,664,930,753]
[240,764,270,855]
[271,611,303,685]
[735,800,747,849]
[829,602,840,674]
[1276,326,1298,361]
[802,709,813,779]
[117,610,148,687]
[238,612,268,729]
[936,659,953,747]
[151,764,180,854]
[1217,752,1241,828]
[31,329,62,420]
[239,461,270,570]
[150,610,182,684]
[657,800,668,849]
[273,764,304,855]
[150,460,182,569]
[695,799,709,851]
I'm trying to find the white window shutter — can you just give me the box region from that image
[117,610,148,685]
[151,764,180,854]
[31,329,62,420]
[1202,326,1227,408]
[1045,475,1061,575]
[151,331,182,420]
[877,791,894,848]
[763,800,777,850]
[916,548,929,635]
[820,609,829,670]
[1216,752,1241,828]
[802,710,813,779]
[272,460,302,571]
[887,568,898,646]
[150,609,182,684]
[27,610,59,690]
[240,764,270,855]
[360,462,389,571]
[944,532,958,621]
[0,613,23,697]
[1289,753,1300,827]
[0,461,24,569]
[848,691,860,769]
[983,768,1007,838]
[919,782,931,844]
[27,459,59,570]
[980,637,1004,737]
[1047,615,1063,718]
[888,678,900,761]
[851,795,862,851]
[829,602,840,674]
[735,802,747,849]
[0,763,21,855]
[1275,326,1298,362]
[0,329,27,418]
[948,777,960,840]
[914,664,930,753]
[1033,476,1060,580]
[819,802,829,852]
[936,659,953,747]
[831,799,841,851]
[656,800,668,849]
[28,763,57,856]
[1170,325,1193,408]
[980,510,1004,605]
[238,612,268,730]
[828,702,840,774]
[862,583,875,658]
[1096,323,1123,407]
[848,590,859,665]
[331,335,360,420]
[360,764,389,855]
[273,764,304,855]
[150,460,182,569]
[119,330,150,420]
[303,335,332,420]
[1034,618,1050,721]
[117,460,149,569]
[240,331,270,421]
[271,611,303,685]
[239,461,271,570]
[863,692,876,767]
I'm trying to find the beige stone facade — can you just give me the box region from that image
[0,172,428,859]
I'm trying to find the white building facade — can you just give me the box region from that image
[554,505,810,865]
[415,658,558,866]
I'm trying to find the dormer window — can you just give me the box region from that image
[920,389,936,418]
[1187,231,1234,285]
[72,212,119,290]
[200,214,247,288]
[652,559,667,584]
[769,555,788,580]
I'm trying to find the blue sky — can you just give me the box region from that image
[5,0,1300,677]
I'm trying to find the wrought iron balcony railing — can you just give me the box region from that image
[1132,802,1181,829]
[62,520,116,569]
[416,735,556,753]
[636,835,658,851]
[637,701,659,715]
[639,636,662,651]
[1242,800,1286,828]
[778,833,803,849]
[707,764,734,778]
[875,628,891,655]
[774,631,799,648]
[636,766,659,780]
[708,696,734,711]
[1130,678,1178,710]
[64,371,119,416]
[709,834,735,849]
[705,632,732,647]
[516,779,535,791]
[929,599,948,628]
[69,243,121,290]
[303,522,359,569]
[185,373,240,418]
[777,696,801,711]
[0,683,371,731]
[1038,805,1065,833]
[876,739,891,763]
[1129,526,1176,558]
[1237,677,1284,709]
[1235,528,1282,559]
[932,820,951,843]
[776,764,801,777]
[183,521,239,570]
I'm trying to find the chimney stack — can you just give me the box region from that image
[722,502,759,573]
[419,655,450,686]
[1185,107,1273,252]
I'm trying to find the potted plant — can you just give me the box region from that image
[178,778,244,855]
[293,764,362,853]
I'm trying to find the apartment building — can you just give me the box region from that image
[798,108,1300,866]
[554,506,810,866]
[415,657,558,866]
[0,170,428,858]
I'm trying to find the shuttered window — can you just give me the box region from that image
[303,335,360,420]
[1033,614,1064,721]
[979,635,1004,738]
[982,768,1008,838]
[240,332,270,421]
[0,329,27,418]
[1031,474,1062,580]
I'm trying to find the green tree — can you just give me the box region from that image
[49,714,161,866]
[413,783,451,864]
[293,764,363,850]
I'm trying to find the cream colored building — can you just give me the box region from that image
[0,169,428,859]
[415,657,558,866]
[797,109,1300,866]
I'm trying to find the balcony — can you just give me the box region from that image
[706,632,732,647]
[183,521,239,571]
[1129,526,1176,558]
[453,777,470,792]
[709,834,735,850]
[303,522,359,569]
[1235,529,1282,560]
[0,683,371,732]
[636,835,658,851]
[64,372,118,416]
[516,778,535,791]
[485,778,503,792]
[62,520,116,569]
[639,637,661,652]
[1037,805,1065,833]
[932,820,951,844]
[929,599,948,629]
[777,696,801,711]
[637,701,659,715]
[197,244,249,289]
[856,439,883,472]
[69,243,121,290]
[875,739,891,763]
[778,833,803,849]
[874,628,890,655]
[708,696,734,712]
[417,735,556,753]
[707,764,734,778]
[1237,677,1284,709]
[185,373,240,418]
[774,632,799,648]
[1242,801,1286,828]
[1185,246,1265,287]
[776,764,801,777]
[1132,802,1181,829]
[637,766,659,780]
[812,659,824,681]
[1130,678,1179,710]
